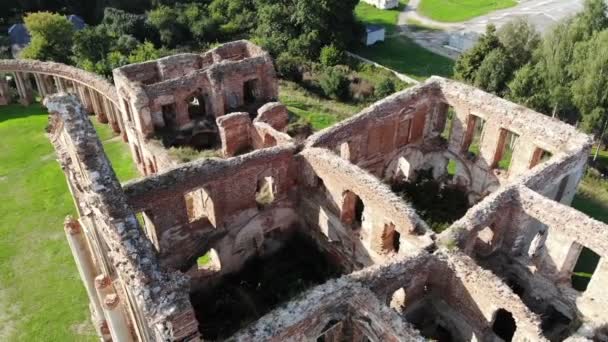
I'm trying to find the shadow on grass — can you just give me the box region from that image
[0,103,48,123]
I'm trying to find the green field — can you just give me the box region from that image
[418,0,517,22]
[356,36,454,80]
[0,104,137,341]
[355,0,409,35]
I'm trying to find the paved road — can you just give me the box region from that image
[464,0,585,34]
[397,0,587,59]
[400,0,585,34]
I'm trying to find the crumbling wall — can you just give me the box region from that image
[229,278,425,342]
[45,94,198,341]
[514,187,608,324]
[306,77,591,204]
[112,40,279,175]
[297,148,434,269]
[352,251,546,341]
[122,145,298,276]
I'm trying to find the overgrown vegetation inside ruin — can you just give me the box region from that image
[189,233,342,340]
[392,170,470,233]
[167,146,220,163]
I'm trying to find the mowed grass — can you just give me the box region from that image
[418,0,517,22]
[0,104,137,341]
[279,81,365,131]
[355,0,409,35]
[356,36,454,80]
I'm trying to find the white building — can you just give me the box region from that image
[361,0,399,10]
[363,25,386,46]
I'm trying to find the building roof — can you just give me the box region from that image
[366,25,385,34]
[8,24,30,46]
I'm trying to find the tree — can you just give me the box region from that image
[102,7,152,42]
[320,44,345,66]
[73,26,112,67]
[474,48,513,95]
[254,0,361,58]
[537,20,585,119]
[128,41,164,63]
[208,0,256,38]
[507,63,550,114]
[571,30,608,136]
[276,53,307,82]
[375,78,396,98]
[319,66,350,100]
[498,18,540,69]
[578,0,608,36]
[20,12,75,63]
[454,24,502,84]
[148,5,187,47]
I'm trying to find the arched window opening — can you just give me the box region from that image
[123,99,133,122]
[162,103,176,127]
[185,187,215,226]
[440,106,455,142]
[571,245,601,292]
[492,309,517,342]
[340,191,364,227]
[255,176,276,208]
[243,79,259,104]
[389,287,406,313]
[354,196,364,226]
[197,248,221,272]
[381,223,400,254]
[463,115,485,159]
[187,91,207,119]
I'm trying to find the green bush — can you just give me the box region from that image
[319,66,350,100]
[320,44,346,67]
[276,53,307,82]
[375,78,396,98]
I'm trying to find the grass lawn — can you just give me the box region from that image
[279,81,365,131]
[0,103,137,341]
[356,36,454,80]
[418,0,517,22]
[355,0,409,35]
[572,148,608,224]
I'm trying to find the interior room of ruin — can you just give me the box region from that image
[2,40,607,341]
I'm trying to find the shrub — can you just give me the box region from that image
[320,44,345,67]
[319,66,350,100]
[350,77,375,102]
[375,78,396,99]
[276,53,307,82]
[287,119,314,140]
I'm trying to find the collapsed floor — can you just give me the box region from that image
[190,233,342,340]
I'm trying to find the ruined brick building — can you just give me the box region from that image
[1,41,607,341]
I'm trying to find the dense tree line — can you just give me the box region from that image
[454,0,608,145]
[5,0,362,80]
